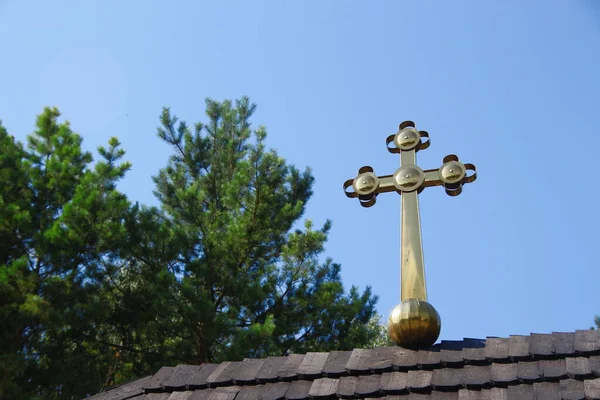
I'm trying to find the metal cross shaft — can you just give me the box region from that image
[343,121,477,302]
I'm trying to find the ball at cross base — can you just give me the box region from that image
[388,298,441,349]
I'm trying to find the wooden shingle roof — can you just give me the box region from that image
[87,330,600,400]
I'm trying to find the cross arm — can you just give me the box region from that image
[343,155,476,207]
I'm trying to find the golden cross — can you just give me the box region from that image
[343,121,476,348]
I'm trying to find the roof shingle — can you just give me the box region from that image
[88,329,600,400]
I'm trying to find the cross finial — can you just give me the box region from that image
[343,121,477,348]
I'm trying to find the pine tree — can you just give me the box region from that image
[0,108,132,399]
[117,97,379,364]
[0,101,381,399]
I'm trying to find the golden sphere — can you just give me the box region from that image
[440,161,466,184]
[394,128,420,150]
[388,299,441,349]
[353,172,379,195]
[393,166,425,192]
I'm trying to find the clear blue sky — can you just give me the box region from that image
[2,0,600,344]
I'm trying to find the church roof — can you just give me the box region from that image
[87,330,600,400]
